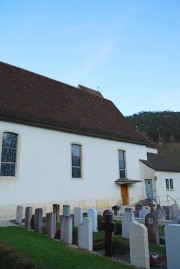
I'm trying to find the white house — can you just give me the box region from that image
[0,61,179,218]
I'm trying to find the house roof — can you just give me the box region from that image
[0,61,148,145]
[140,153,180,172]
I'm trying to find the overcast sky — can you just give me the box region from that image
[1,0,180,116]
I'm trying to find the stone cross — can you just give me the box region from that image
[101,214,114,257]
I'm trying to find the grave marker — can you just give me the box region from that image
[25,207,32,230]
[78,217,93,251]
[122,212,134,239]
[46,212,56,239]
[165,224,180,269]
[145,212,159,245]
[101,214,114,257]
[53,204,60,223]
[129,221,150,269]
[60,215,73,244]
[16,206,23,226]
[74,207,83,227]
[34,208,43,233]
[87,208,97,232]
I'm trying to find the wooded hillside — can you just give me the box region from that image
[127,111,180,169]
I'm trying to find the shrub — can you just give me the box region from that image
[30,215,35,230]
[114,220,122,235]
[72,227,78,244]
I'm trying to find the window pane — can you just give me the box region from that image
[72,167,81,178]
[1,163,15,176]
[1,132,17,177]
[166,179,169,189]
[120,169,125,178]
[170,179,173,189]
[71,144,81,178]
[118,150,126,178]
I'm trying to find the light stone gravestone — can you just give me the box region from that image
[53,204,60,223]
[145,212,159,245]
[122,212,134,239]
[34,208,43,233]
[172,209,180,224]
[16,205,23,226]
[139,208,149,218]
[165,224,180,269]
[87,208,97,232]
[129,221,150,269]
[74,207,83,227]
[63,205,70,217]
[46,212,56,239]
[25,207,32,230]
[78,217,93,251]
[60,215,73,244]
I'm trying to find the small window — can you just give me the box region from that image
[71,144,81,178]
[165,179,174,190]
[0,132,18,177]
[118,150,126,179]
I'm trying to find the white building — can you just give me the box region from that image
[0,61,179,218]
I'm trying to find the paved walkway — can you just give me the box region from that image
[0,218,18,227]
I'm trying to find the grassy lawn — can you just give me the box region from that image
[0,227,137,269]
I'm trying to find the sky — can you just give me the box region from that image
[0,0,180,116]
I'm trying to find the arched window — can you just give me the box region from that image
[0,132,18,177]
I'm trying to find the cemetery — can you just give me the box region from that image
[2,201,180,268]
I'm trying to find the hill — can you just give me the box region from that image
[127,111,180,169]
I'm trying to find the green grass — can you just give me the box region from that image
[0,227,137,269]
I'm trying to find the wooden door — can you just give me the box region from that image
[121,184,129,205]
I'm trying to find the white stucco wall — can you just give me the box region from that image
[0,121,148,217]
[155,171,180,206]
[146,147,158,154]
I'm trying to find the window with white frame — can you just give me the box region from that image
[118,150,126,179]
[165,178,174,190]
[0,132,18,177]
[71,144,81,178]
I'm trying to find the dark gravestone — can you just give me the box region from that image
[112,205,120,215]
[103,209,113,218]
[53,204,60,223]
[34,208,43,233]
[145,212,159,245]
[101,214,114,257]
[134,203,142,217]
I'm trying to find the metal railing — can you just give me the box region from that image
[157,195,177,206]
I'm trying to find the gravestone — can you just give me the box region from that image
[129,221,150,269]
[60,215,73,244]
[53,204,60,223]
[139,208,149,218]
[172,210,180,224]
[46,212,56,239]
[155,204,165,220]
[125,207,134,213]
[34,208,43,233]
[78,217,93,251]
[103,209,113,218]
[74,207,83,227]
[165,224,180,269]
[145,212,159,245]
[25,207,32,230]
[63,205,70,217]
[122,212,134,239]
[134,203,142,217]
[112,205,120,215]
[163,203,178,220]
[16,206,23,225]
[87,208,97,232]
[101,214,114,257]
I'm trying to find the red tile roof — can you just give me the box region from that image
[0,61,147,145]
